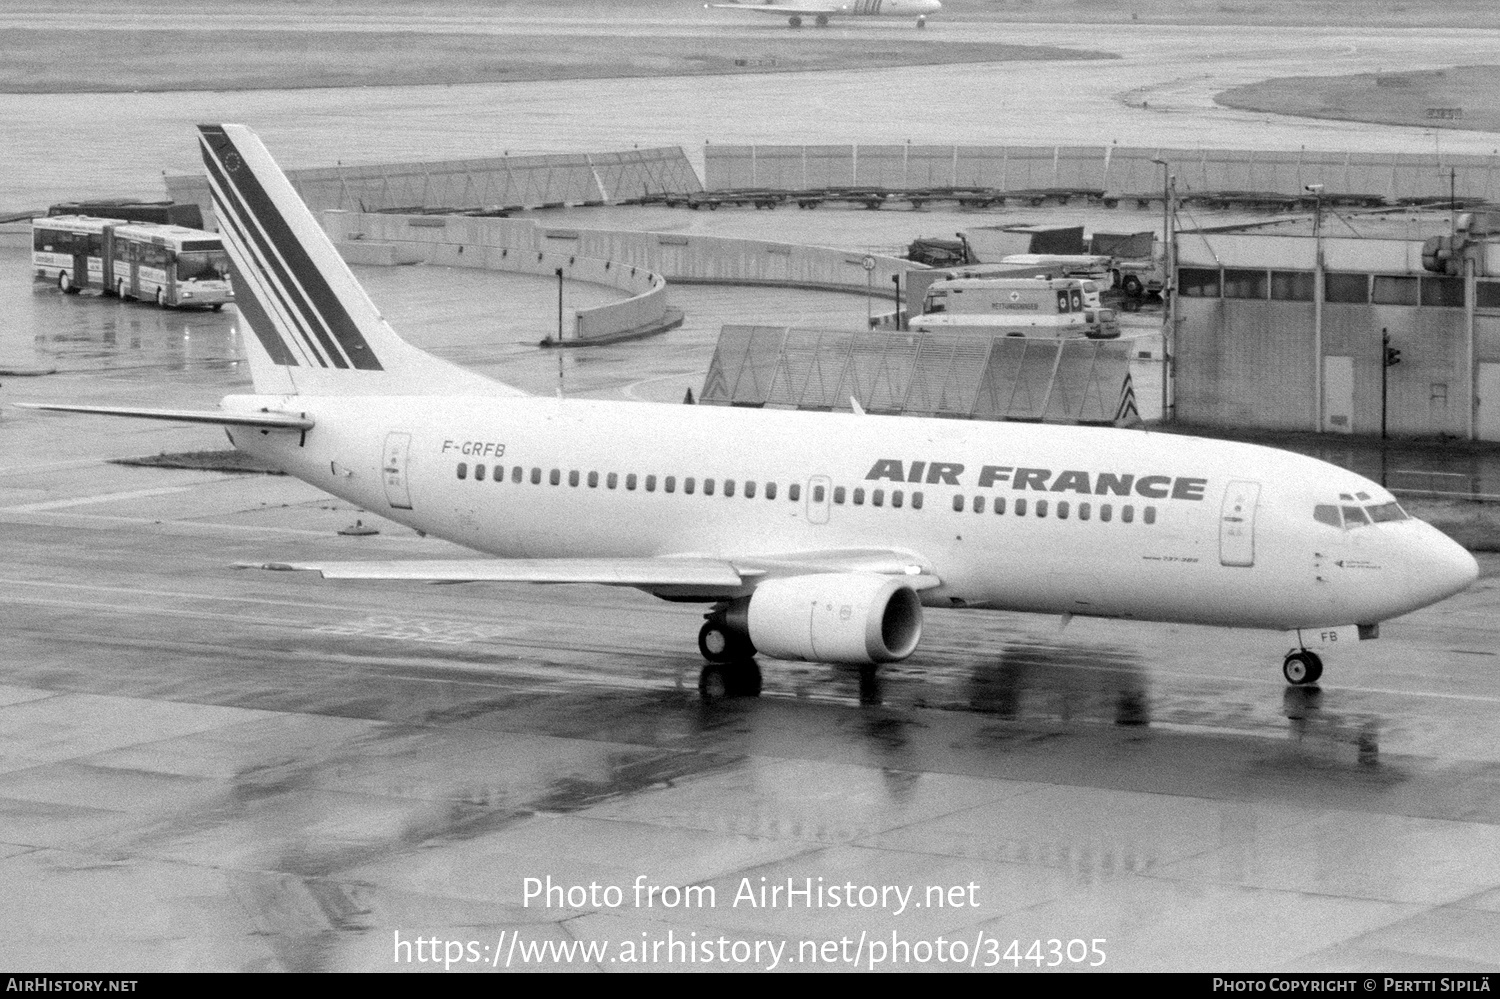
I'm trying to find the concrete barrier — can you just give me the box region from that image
[321,211,920,341]
[705,144,1500,201]
[165,146,702,229]
[323,212,675,345]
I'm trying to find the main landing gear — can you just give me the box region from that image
[1282,644,1324,685]
[697,613,761,698]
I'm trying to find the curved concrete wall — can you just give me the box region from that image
[322,211,920,343]
[322,211,670,343]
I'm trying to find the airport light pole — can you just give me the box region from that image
[1152,158,1174,422]
[555,267,565,397]
[1307,184,1325,432]
[892,274,902,331]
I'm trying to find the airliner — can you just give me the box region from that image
[705,0,941,29]
[19,125,1479,698]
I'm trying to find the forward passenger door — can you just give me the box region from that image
[1219,480,1260,567]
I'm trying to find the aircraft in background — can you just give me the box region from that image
[18,125,1479,698]
[705,0,942,29]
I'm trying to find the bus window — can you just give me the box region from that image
[176,247,230,282]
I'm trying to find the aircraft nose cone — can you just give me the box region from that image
[1406,524,1479,608]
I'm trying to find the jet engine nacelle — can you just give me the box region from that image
[740,573,923,664]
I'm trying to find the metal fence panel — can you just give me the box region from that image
[701,327,1137,425]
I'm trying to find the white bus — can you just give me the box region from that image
[32,216,234,310]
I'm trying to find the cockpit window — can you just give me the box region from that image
[1317,499,1408,529]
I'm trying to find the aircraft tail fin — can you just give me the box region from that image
[197,124,516,398]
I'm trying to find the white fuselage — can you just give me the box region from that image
[223,394,1477,633]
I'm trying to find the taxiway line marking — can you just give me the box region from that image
[2,486,191,512]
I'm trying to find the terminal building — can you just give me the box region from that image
[1172,211,1500,442]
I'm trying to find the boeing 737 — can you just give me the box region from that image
[20,125,1479,698]
[705,0,941,29]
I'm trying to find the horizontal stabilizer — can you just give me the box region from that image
[238,557,748,587]
[14,403,313,430]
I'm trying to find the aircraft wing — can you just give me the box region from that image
[242,557,751,587]
[239,549,942,592]
[708,4,843,14]
[14,403,314,431]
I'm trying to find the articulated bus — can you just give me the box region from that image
[32,215,234,310]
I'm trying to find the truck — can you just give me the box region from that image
[906,275,1119,339]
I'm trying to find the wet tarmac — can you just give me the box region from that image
[5,15,1500,211]
[4,244,1500,972]
[4,9,1500,974]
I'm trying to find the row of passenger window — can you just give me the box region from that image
[454,462,1158,524]
[951,493,1154,524]
[456,462,930,508]
[458,462,808,502]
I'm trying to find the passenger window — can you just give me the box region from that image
[550,469,561,486]
[972,495,985,514]
[872,489,884,507]
[607,472,618,489]
[457,462,468,480]
[512,466,523,483]
[831,485,843,504]
[1122,505,1134,523]
[789,484,801,502]
[1100,504,1112,522]
[912,491,923,510]
[813,485,824,503]
[764,481,775,500]
[568,470,579,487]
[1079,502,1090,520]
[953,494,965,512]
[1057,500,1068,519]
[645,474,657,492]
[746,481,758,499]
[493,465,504,482]
[704,478,715,496]
[853,487,865,505]
[1342,505,1370,526]
[665,475,676,493]
[475,464,486,482]
[892,490,903,508]
[1144,506,1155,525]
[588,471,599,488]
[626,473,638,491]
[725,479,736,498]
[1036,500,1048,518]
[1015,498,1027,516]
[994,497,1006,515]
[684,477,695,494]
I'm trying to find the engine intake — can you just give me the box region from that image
[737,573,923,664]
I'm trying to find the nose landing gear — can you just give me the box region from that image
[1282,648,1324,685]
